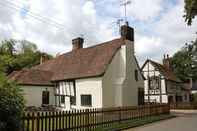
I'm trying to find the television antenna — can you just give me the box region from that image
[120,0,131,23]
[116,19,124,34]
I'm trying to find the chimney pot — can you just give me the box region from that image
[72,37,84,50]
[120,23,134,41]
[163,54,171,70]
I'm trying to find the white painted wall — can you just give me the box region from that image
[102,40,144,107]
[21,85,55,107]
[74,77,102,109]
[192,90,197,94]
[142,61,167,103]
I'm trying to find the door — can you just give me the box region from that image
[42,91,49,106]
[138,88,144,105]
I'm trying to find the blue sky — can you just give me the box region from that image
[0,0,196,64]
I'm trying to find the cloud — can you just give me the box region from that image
[0,0,114,55]
[134,0,197,64]
[0,0,196,65]
[126,0,163,21]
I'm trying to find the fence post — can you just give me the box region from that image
[118,107,121,124]
[85,109,90,131]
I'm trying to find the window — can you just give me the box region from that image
[42,90,49,105]
[61,96,65,104]
[81,95,92,106]
[135,69,138,81]
[70,96,76,105]
[149,76,160,90]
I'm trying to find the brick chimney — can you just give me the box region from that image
[40,53,49,65]
[120,22,134,41]
[163,54,171,70]
[72,37,84,51]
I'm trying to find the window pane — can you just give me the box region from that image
[81,95,92,106]
[135,70,138,81]
[42,91,49,105]
[61,96,65,104]
[70,96,76,105]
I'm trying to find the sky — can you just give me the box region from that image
[0,0,196,65]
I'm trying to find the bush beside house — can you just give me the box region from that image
[0,73,25,131]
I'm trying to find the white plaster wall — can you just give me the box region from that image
[192,90,197,94]
[161,79,166,94]
[21,85,55,107]
[145,95,168,103]
[122,40,144,106]
[73,77,102,109]
[102,40,144,107]
[102,45,125,107]
[162,95,168,103]
[142,61,167,103]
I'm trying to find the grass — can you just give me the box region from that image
[96,114,175,131]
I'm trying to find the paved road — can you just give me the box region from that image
[125,110,197,131]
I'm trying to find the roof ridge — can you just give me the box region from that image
[60,38,122,56]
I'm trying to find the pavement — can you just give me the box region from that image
[124,110,197,131]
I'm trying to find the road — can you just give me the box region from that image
[125,110,197,131]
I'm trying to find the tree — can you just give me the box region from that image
[184,0,197,25]
[0,73,25,131]
[171,38,197,82]
[0,39,53,75]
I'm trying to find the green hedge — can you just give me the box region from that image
[0,73,25,131]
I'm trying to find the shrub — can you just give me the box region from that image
[0,73,25,131]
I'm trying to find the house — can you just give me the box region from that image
[141,55,190,103]
[8,23,144,110]
[191,81,197,94]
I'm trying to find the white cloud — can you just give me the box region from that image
[134,0,197,64]
[82,1,96,16]
[126,0,163,21]
[0,0,114,55]
[0,0,196,65]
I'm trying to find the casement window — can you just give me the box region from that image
[60,96,65,104]
[70,96,76,105]
[81,95,92,106]
[42,90,49,105]
[149,76,160,90]
[135,69,138,81]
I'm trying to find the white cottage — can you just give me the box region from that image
[9,23,144,110]
[141,55,190,103]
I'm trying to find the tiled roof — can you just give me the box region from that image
[148,60,181,82]
[8,38,125,85]
[8,69,53,86]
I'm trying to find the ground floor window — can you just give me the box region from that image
[61,96,65,104]
[42,90,49,105]
[81,95,92,106]
[70,96,76,105]
[168,96,174,103]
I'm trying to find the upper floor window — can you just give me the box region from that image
[135,69,138,81]
[149,76,160,90]
[81,95,92,106]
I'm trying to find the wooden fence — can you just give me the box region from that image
[22,104,170,131]
[170,102,197,109]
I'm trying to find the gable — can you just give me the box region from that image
[142,59,181,82]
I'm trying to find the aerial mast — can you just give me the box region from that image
[120,0,131,24]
